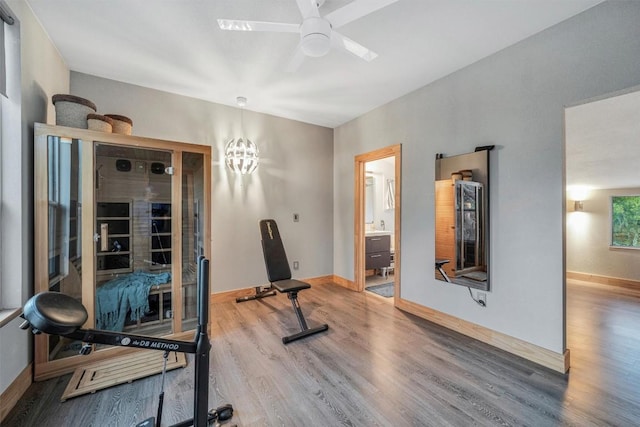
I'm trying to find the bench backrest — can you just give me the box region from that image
[260,219,292,283]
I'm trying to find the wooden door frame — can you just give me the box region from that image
[354,144,401,295]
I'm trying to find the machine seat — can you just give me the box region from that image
[22,292,88,335]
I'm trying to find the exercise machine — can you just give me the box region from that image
[20,257,233,427]
[435,258,452,283]
[236,219,328,344]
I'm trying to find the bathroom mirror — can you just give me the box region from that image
[365,175,375,224]
[435,149,491,291]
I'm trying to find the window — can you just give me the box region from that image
[611,195,640,248]
[0,71,3,310]
[0,31,3,308]
[1,6,7,97]
[0,2,20,317]
[47,137,78,285]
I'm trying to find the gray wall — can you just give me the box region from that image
[567,187,640,280]
[70,73,334,293]
[333,1,640,354]
[1,0,69,394]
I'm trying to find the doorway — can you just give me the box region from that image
[564,86,640,379]
[354,145,401,297]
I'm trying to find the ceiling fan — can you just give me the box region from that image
[218,0,399,72]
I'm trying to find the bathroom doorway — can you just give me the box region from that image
[354,145,401,298]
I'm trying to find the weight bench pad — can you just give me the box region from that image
[271,279,310,293]
[260,220,293,283]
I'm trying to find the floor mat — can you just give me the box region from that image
[61,350,186,401]
[366,282,394,298]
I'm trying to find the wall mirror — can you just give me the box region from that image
[435,149,491,291]
[365,175,375,224]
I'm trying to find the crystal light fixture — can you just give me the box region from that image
[225,137,259,174]
[224,97,259,174]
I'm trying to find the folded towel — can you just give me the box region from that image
[96,271,171,331]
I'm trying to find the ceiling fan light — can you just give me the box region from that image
[299,17,332,57]
[301,33,331,57]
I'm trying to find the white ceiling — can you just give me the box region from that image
[26,0,602,128]
[566,87,640,191]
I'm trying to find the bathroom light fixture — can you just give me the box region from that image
[224,96,259,174]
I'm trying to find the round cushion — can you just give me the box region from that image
[23,292,88,336]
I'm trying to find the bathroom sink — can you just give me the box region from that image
[365,230,391,236]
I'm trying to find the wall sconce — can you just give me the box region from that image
[574,200,584,212]
[225,96,259,174]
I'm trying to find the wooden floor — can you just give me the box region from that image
[4,278,640,426]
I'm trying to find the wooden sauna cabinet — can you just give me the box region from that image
[33,123,211,380]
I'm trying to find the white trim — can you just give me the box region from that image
[1,21,6,96]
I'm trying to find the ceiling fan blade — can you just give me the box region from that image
[284,44,307,72]
[217,19,299,33]
[295,0,320,18]
[331,32,378,62]
[284,44,306,73]
[324,0,398,29]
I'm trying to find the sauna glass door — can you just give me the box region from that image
[94,144,174,337]
[181,152,206,332]
[45,135,85,361]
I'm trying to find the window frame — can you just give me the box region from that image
[610,194,640,250]
[0,0,21,324]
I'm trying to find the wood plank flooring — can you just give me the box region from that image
[4,279,640,426]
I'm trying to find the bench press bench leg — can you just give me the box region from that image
[289,291,308,330]
[236,286,277,303]
[282,291,329,344]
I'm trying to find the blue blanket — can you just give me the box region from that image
[96,271,171,331]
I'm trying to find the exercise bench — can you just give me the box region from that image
[236,219,329,344]
[435,258,452,283]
